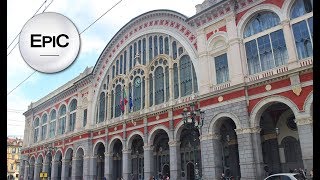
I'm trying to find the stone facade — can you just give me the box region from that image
[20,0,313,179]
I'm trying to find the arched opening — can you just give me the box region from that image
[112,139,123,180]
[130,135,144,180]
[180,127,201,179]
[64,149,73,179]
[96,143,105,180]
[152,129,170,179]
[36,155,44,179]
[75,148,84,179]
[217,118,241,179]
[259,102,303,174]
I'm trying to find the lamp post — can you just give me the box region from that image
[181,102,205,180]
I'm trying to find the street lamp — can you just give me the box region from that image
[181,102,205,180]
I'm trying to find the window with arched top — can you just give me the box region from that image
[34,118,40,143]
[115,85,122,117]
[133,76,142,111]
[98,92,105,123]
[69,99,77,131]
[180,55,197,96]
[58,105,66,135]
[244,12,288,75]
[49,110,56,138]
[290,0,313,60]
[155,66,164,105]
[41,114,48,140]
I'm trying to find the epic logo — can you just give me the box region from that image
[31,34,69,48]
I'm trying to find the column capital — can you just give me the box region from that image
[235,127,261,135]
[200,133,221,141]
[295,117,312,125]
[143,144,154,151]
[122,148,131,154]
[168,140,180,147]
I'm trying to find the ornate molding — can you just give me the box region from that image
[235,127,261,135]
[168,140,181,147]
[295,117,312,126]
[200,133,221,141]
[262,133,277,141]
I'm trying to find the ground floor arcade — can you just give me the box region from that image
[20,96,313,180]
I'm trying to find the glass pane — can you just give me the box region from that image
[99,92,105,123]
[180,55,192,96]
[50,110,56,120]
[143,38,146,65]
[290,0,313,19]
[245,40,261,74]
[214,53,229,84]
[133,76,142,111]
[292,20,313,59]
[174,64,179,99]
[164,37,169,55]
[149,36,153,61]
[154,36,158,57]
[155,66,164,105]
[159,36,163,54]
[257,35,274,71]
[308,17,313,39]
[172,41,177,59]
[270,30,288,66]
[130,45,133,70]
[244,12,280,38]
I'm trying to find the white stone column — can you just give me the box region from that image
[34,163,42,180]
[122,149,131,180]
[66,112,70,133]
[168,140,181,180]
[105,152,113,180]
[226,14,245,84]
[281,20,298,65]
[195,29,211,94]
[296,117,313,171]
[250,127,265,180]
[42,162,49,175]
[144,145,154,179]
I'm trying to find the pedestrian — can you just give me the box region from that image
[165,174,170,180]
[310,168,313,179]
[221,173,227,180]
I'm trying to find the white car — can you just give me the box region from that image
[264,173,305,180]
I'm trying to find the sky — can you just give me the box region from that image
[7,0,204,137]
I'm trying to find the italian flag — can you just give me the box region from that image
[120,89,128,113]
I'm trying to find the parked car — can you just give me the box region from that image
[264,173,305,180]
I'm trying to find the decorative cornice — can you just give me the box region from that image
[235,127,261,135]
[168,140,180,147]
[295,117,312,126]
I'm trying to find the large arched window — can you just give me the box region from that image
[49,110,56,138]
[244,12,288,74]
[180,55,197,97]
[34,118,40,143]
[291,0,313,19]
[41,114,48,140]
[133,76,142,111]
[155,66,164,105]
[98,92,105,123]
[69,99,77,131]
[291,0,313,60]
[58,105,66,135]
[115,84,122,118]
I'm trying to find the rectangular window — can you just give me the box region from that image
[292,20,313,59]
[83,109,87,127]
[69,113,76,131]
[214,53,229,84]
[245,40,260,74]
[34,128,39,142]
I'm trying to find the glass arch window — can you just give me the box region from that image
[290,0,313,19]
[133,76,142,111]
[34,118,40,143]
[290,0,313,60]
[41,114,48,140]
[243,12,280,38]
[49,110,56,138]
[115,85,122,118]
[154,66,164,105]
[69,99,77,131]
[244,12,288,75]
[98,92,105,123]
[180,55,196,96]
[58,105,66,135]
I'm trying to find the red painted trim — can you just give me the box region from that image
[147,112,168,123]
[200,89,245,108]
[174,118,182,128]
[300,72,313,82]
[248,79,291,96]
[262,0,285,8]
[248,85,313,113]
[126,119,143,128]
